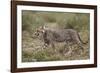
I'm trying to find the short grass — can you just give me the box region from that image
[22,30,89,62]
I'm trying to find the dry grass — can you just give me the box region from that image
[22,30,89,62]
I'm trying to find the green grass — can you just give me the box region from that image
[22,10,90,32]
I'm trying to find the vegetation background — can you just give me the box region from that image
[22,10,90,62]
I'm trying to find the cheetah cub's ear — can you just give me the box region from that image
[43,25,49,30]
[42,25,46,33]
[38,26,45,33]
